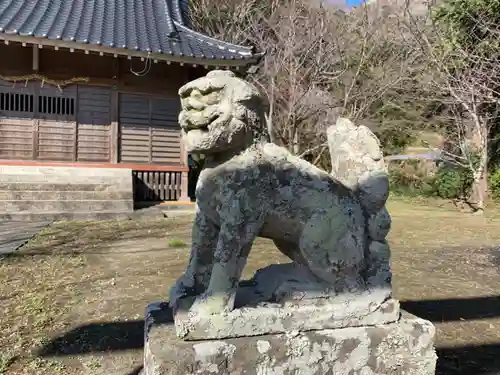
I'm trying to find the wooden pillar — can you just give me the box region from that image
[110,58,120,163]
[32,44,39,72]
[32,119,39,160]
[178,132,190,201]
[148,99,153,164]
[110,89,119,163]
[73,103,78,162]
[32,44,40,161]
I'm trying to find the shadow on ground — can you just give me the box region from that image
[37,298,500,375]
[437,344,500,375]
[37,320,146,355]
[125,365,144,375]
[401,295,500,322]
[37,307,173,357]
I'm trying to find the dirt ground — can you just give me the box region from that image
[1,199,500,375]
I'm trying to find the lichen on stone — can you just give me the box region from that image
[169,70,394,340]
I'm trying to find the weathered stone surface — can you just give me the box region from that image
[143,70,437,375]
[144,303,437,375]
[327,118,386,191]
[174,297,399,341]
[367,208,391,242]
[174,263,398,340]
[169,70,396,332]
[327,117,392,298]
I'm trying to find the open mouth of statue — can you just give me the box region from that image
[183,112,219,133]
[183,129,209,140]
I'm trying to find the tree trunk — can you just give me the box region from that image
[469,147,488,213]
[470,173,487,213]
[292,129,300,155]
[265,113,277,144]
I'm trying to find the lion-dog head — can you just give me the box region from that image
[178,70,268,157]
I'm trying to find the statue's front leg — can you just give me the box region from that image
[189,217,262,315]
[169,207,218,308]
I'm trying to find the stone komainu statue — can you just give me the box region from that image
[169,70,392,320]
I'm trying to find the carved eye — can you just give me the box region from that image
[203,92,221,106]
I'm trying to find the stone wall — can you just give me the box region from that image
[0,165,133,221]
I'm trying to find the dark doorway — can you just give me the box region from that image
[187,154,204,201]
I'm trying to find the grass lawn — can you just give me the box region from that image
[1,199,500,374]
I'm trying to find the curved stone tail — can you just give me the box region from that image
[327,117,389,214]
[327,117,392,290]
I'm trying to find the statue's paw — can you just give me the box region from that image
[189,292,231,316]
[168,278,193,309]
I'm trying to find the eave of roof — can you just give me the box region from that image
[0,0,262,67]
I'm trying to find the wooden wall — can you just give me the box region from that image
[0,81,108,162]
[0,43,197,165]
[0,43,32,73]
[37,47,194,95]
[119,93,181,165]
[36,84,77,161]
[77,86,112,162]
[0,78,35,160]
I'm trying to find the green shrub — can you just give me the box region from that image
[167,238,187,248]
[388,160,437,197]
[388,159,474,200]
[433,166,473,199]
[489,168,500,200]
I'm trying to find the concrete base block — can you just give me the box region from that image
[173,263,398,340]
[144,302,437,375]
[174,296,400,341]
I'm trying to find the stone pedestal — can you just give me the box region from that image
[174,295,400,341]
[143,302,437,375]
[173,263,398,341]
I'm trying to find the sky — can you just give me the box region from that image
[346,0,364,5]
[324,0,366,9]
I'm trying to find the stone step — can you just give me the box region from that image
[0,182,127,192]
[0,190,132,201]
[0,199,133,212]
[0,174,131,185]
[0,210,132,222]
[160,202,196,217]
[0,221,52,254]
[162,209,196,218]
[160,202,196,211]
[0,165,132,178]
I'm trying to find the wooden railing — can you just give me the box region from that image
[133,170,182,202]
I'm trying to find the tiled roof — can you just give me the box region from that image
[0,0,261,65]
